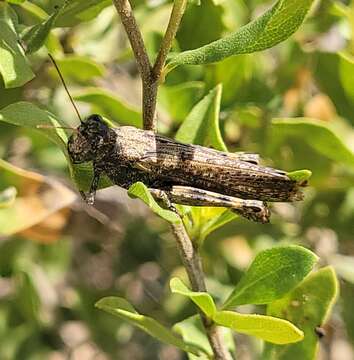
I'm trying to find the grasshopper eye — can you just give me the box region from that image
[86,114,104,122]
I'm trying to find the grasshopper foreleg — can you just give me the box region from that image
[81,164,102,205]
[149,186,270,223]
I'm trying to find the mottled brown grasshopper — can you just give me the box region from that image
[47,55,306,223]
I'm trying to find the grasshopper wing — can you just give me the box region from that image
[115,127,304,202]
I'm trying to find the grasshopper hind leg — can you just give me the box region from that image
[149,186,270,224]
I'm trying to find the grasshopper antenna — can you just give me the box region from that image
[36,124,78,132]
[48,53,83,124]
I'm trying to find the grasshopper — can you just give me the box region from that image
[47,55,306,223]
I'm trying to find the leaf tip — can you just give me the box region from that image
[287,169,312,182]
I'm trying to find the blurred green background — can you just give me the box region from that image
[0,0,354,359]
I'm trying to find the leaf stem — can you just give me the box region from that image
[170,220,232,360]
[152,0,187,79]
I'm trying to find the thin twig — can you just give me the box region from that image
[113,0,187,131]
[112,0,157,130]
[112,0,151,81]
[152,0,187,80]
[170,220,232,360]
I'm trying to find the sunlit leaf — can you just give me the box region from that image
[264,267,338,359]
[95,296,203,356]
[52,56,106,83]
[174,315,235,360]
[0,11,34,88]
[0,101,111,192]
[223,246,318,308]
[55,0,112,27]
[286,169,312,182]
[339,52,354,104]
[272,117,354,167]
[128,182,181,224]
[158,81,204,123]
[21,2,65,54]
[176,84,227,151]
[171,276,304,344]
[170,277,217,317]
[177,0,226,51]
[167,0,315,70]
[74,87,142,127]
[213,311,303,344]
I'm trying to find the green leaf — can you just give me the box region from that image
[176,84,227,151]
[272,117,354,167]
[74,87,142,127]
[21,3,65,54]
[167,0,315,69]
[95,297,202,356]
[223,246,318,308]
[16,271,40,322]
[55,0,112,27]
[7,0,26,4]
[0,16,34,88]
[177,0,227,51]
[171,276,303,345]
[128,182,181,224]
[0,101,66,147]
[206,55,253,107]
[0,101,106,192]
[53,56,106,83]
[339,52,354,104]
[158,81,204,123]
[286,169,312,182]
[0,2,18,32]
[199,209,237,242]
[264,267,338,359]
[18,1,47,22]
[170,277,217,317]
[0,186,17,208]
[183,207,237,244]
[173,315,235,360]
[213,311,303,344]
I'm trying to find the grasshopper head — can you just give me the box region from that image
[67,114,111,164]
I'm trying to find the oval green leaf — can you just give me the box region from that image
[74,87,142,127]
[286,169,312,182]
[173,315,235,360]
[339,52,354,104]
[167,0,315,69]
[0,101,110,192]
[95,296,203,356]
[213,311,303,344]
[53,56,106,83]
[21,2,66,54]
[170,277,217,318]
[128,182,181,224]
[264,267,338,359]
[272,117,354,167]
[54,0,111,27]
[223,246,318,308]
[0,15,34,88]
[176,84,227,151]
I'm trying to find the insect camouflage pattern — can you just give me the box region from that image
[68,114,306,223]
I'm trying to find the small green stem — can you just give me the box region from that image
[152,0,187,80]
